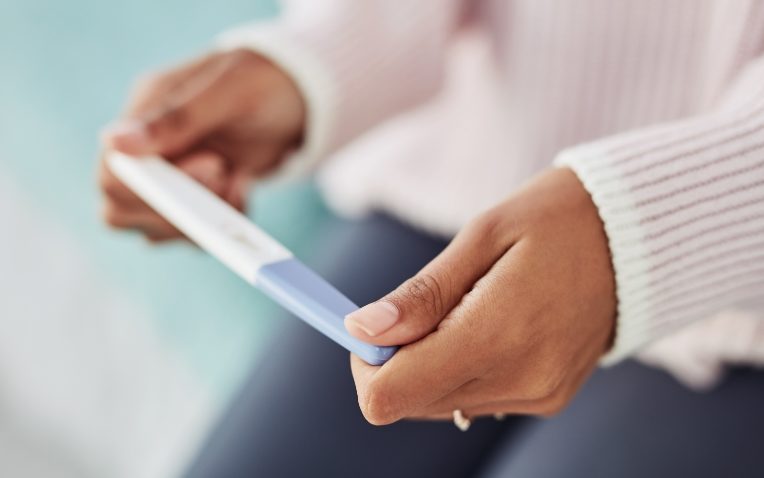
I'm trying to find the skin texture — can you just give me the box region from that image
[345,167,617,424]
[98,51,617,425]
[99,49,306,242]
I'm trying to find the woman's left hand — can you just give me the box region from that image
[345,167,617,424]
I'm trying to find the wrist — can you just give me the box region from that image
[551,166,618,354]
[217,25,337,166]
[226,48,307,149]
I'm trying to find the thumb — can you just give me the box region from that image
[102,57,249,157]
[345,214,510,347]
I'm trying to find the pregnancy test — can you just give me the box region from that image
[107,152,397,365]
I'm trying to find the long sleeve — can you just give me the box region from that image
[557,55,764,365]
[217,1,464,168]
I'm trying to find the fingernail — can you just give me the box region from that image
[101,120,152,151]
[345,300,399,337]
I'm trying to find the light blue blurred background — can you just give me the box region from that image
[0,1,333,476]
[0,0,335,396]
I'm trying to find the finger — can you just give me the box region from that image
[222,168,253,212]
[417,332,603,419]
[440,360,596,420]
[200,132,286,177]
[344,211,515,346]
[100,150,228,211]
[102,205,179,237]
[174,151,228,195]
[147,230,187,244]
[411,401,523,421]
[101,151,229,242]
[350,241,524,425]
[350,307,486,426]
[103,51,259,157]
[100,55,215,155]
[407,413,454,421]
[126,54,215,117]
[98,157,146,209]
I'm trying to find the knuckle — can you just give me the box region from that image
[147,104,188,137]
[399,273,447,318]
[470,209,501,233]
[465,207,516,248]
[224,48,263,70]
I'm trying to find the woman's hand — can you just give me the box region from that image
[98,49,306,242]
[345,167,617,424]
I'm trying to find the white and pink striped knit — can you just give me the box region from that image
[219,1,764,382]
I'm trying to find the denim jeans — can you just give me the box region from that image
[184,213,764,478]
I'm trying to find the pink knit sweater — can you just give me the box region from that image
[219,0,764,386]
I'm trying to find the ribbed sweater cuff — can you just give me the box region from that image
[556,147,653,365]
[556,87,764,364]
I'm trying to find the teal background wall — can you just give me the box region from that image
[0,0,331,401]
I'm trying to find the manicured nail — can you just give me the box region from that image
[345,300,399,337]
[101,120,152,151]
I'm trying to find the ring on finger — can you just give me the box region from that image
[452,409,471,432]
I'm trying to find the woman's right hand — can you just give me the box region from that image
[98,49,306,242]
